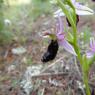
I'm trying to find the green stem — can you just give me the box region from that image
[73,22,91,95]
[83,71,91,95]
[73,29,91,95]
[73,26,83,64]
[72,13,91,95]
[57,0,91,94]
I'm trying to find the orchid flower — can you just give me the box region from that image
[44,16,77,56]
[86,38,95,58]
[54,0,94,17]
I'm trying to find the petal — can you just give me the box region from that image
[76,9,94,15]
[57,33,65,41]
[58,15,64,33]
[75,3,94,13]
[75,3,94,15]
[90,38,94,48]
[54,9,65,17]
[59,40,77,55]
[86,51,94,58]
[71,0,76,4]
[54,3,94,17]
[89,38,95,52]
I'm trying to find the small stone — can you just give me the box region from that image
[12,47,27,55]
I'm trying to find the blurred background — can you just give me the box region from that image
[1,0,95,44]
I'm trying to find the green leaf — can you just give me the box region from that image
[82,55,89,73]
[67,31,74,44]
[57,0,76,29]
[65,0,77,25]
[64,0,75,10]
[82,26,92,43]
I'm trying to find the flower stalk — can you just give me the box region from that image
[83,70,91,95]
[57,0,93,94]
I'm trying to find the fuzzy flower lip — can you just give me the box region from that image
[54,0,94,17]
[86,38,95,58]
[43,16,77,56]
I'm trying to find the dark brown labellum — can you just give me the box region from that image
[41,40,59,62]
[66,15,79,27]
[91,88,94,95]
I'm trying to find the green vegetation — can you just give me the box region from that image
[0,0,13,45]
[30,0,52,21]
[82,26,92,43]
[0,0,52,45]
